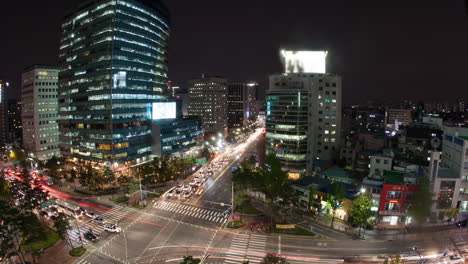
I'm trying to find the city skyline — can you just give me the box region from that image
[1,0,468,104]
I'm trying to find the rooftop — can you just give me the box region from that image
[293,176,360,200]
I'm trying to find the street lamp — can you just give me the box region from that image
[360,188,366,193]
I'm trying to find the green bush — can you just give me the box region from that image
[112,196,129,203]
[272,227,315,236]
[21,228,60,252]
[133,204,146,209]
[235,198,262,215]
[146,192,161,198]
[227,221,246,229]
[69,247,86,257]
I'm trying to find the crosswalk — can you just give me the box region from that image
[75,260,92,264]
[153,200,228,224]
[224,234,267,263]
[68,204,133,247]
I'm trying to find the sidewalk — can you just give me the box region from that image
[38,240,77,264]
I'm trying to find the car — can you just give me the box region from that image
[84,232,98,242]
[93,216,105,224]
[39,210,50,217]
[104,224,121,233]
[165,188,176,198]
[176,185,183,192]
[456,219,467,227]
[189,180,197,186]
[183,191,192,199]
[49,206,59,215]
[449,254,464,263]
[85,211,96,218]
[50,215,58,222]
[183,185,191,192]
[78,207,87,216]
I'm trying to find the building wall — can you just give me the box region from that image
[227,83,247,131]
[441,126,468,217]
[0,80,7,152]
[386,108,412,126]
[7,99,22,144]
[21,66,61,161]
[378,184,418,226]
[174,93,189,116]
[266,73,342,176]
[368,155,393,180]
[58,0,170,164]
[188,77,228,135]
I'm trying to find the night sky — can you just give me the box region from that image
[1,0,467,104]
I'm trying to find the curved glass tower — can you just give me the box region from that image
[58,0,170,165]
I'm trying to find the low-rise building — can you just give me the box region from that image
[378,183,418,228]
[292,176,360,221]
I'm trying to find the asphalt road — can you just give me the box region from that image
[50,130,468,264]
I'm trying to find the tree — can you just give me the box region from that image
[260,253,289,264]
[0,175,10,201]
[445,207,459,222]
[248,155,257,167]
[308,186,317,211]
[407,178,433,225]
[102,167,115,187]
[54,213,72,246]
[383,254,405,264]
[328,182,345,228]
[201,147,211,160]
[258,154,290,218]
[351,195,373,237]
[180,256,200,264]
[44,156,60,178]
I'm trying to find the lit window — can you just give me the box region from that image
[324,130,329,134]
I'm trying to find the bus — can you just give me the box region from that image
[56,200,82,217]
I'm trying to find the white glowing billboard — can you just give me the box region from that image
[281,50,327,74]
[152,102,176,120]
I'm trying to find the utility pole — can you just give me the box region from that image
[74,213,84,248]
[231,181,234,214]
[139,174,144,206]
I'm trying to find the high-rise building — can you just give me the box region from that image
[7,99,22,144]
[174,93,189,117]
[266,73,342,177]
[58,0,170,165]
[227,83,247,131]
[188,77,228,136]
[21,65,61,161]
[246,82,259,122]
[0,79,8,152]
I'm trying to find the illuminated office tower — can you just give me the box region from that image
[227,82,259,132]
[266,51,342,178]
[188,77,228,136]
[21,65,61,161]
[58,0,170,165]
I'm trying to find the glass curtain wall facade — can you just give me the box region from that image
[58,0,170,164]
[266,82,309,173]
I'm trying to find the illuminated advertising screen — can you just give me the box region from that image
[281,50,327,74]
[152,102,176,120]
